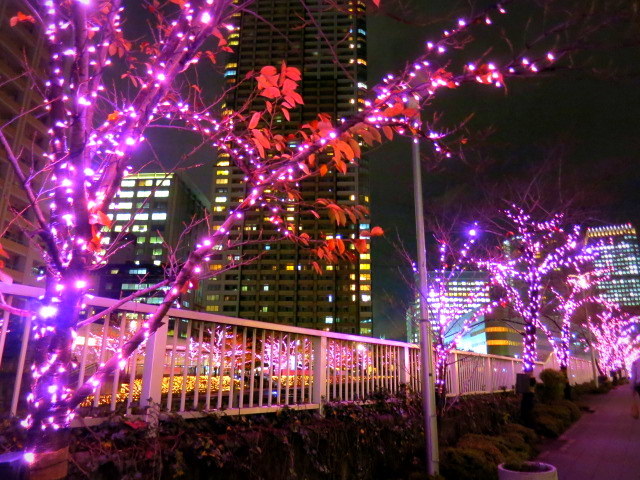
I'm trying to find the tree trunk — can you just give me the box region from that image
[28,431,70,480]
[25,279,84,479]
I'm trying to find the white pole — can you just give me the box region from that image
[412,137,439,476]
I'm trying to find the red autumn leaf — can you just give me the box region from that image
[319,164,328,177]
[260,65,278,76]
[204,51,217,64]
[370,226,384,237]
[354,239,368,254]
[251,129,271,149]
[125,420,148,429]
[282,108,291,122]
[382,126,394,141]
[107,111,121,122]
[248,111,261,129]
[10,12,35,27]
[95,211,113,228]
[312,261,323,275]
[334,158,347,174]
[285,67,302,81]
[383,102,404,117]
[261,87,281,99]
[372,0,381,6]
[0,243,9,259]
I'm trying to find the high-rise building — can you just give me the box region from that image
[100,173,210,309]
[0,1,48,285]
[406,271,491,345]
[106,173,210,265]
[210,1,371,334]
[586,224,640,308]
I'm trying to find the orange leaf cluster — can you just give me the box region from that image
[10,11,35,27]
[0,243,9,270]
[316,199,368,227]
[472,64,504,85]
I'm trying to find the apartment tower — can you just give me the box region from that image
[586,224,640,308]
[100,173,211,310]
[0,1,48,285]
[210,0,371,334]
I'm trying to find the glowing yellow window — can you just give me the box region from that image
[213,206,226,212]
[286,265,294,271]
[361,263,370,270]
[360,274,371,281]
[217,170,230,176]
[209,264,223,271]
[216,179,229,184]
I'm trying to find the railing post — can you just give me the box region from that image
[399,345,411,387]
[0,295,12,369]
[11,315,31,416]
[449,352,460,396]
[140,316,169,410]
[485,357,492,392]
[312,336,327,411]
[510,359,516,390]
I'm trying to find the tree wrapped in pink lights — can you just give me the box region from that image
[0,0,636,473]
[587,309,638,375]
[424,234,500,399]
[473,207,590,374]
[537,269,608,374]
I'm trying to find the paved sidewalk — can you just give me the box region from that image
[537,386,640,480]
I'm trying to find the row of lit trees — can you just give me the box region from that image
[1,0,638,475]
[418,206,639,396]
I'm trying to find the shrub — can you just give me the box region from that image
[498,424,539,459]
[440,392,520,445]
[440,447,497,480]
[538,369,566,403]
[456,434,506,465]
[558,399,581,422]
[532,414,565,438]
[500,423,538,445]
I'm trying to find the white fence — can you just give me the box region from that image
[0,283,594,423]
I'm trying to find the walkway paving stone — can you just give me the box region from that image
[537,386,640,480]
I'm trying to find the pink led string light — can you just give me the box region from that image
[472,207,588,373]
[424,230,501,395]
[3,0,603,462]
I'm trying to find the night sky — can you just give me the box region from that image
[367,0,640,339]
[132,0,640,340]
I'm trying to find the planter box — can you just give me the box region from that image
[498,462,558,480]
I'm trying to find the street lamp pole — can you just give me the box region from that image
[412,136,440,476]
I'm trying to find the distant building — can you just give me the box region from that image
[406,271,491,345]
[0,1,48,285]
[586,224,640,308]
[100,173,210,309]
[406,297,420,344]
[106,172,210,264]
[209,0,371,335]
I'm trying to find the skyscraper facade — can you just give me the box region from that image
[101,172,210,309]
[209,0,371,334]
[406,271,490,344]
[0,1,48,285]
[585,224,640,308]
[106,173,210,265]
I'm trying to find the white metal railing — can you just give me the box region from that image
[0,282,594,423]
